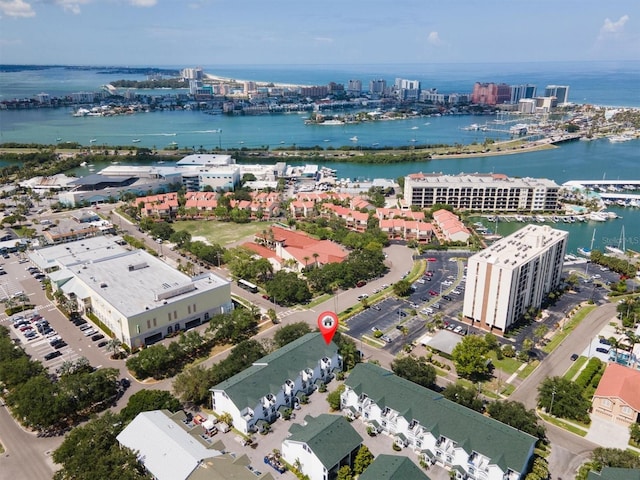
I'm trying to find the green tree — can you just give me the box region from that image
[486,400,546,442]
[120,390,182,423]
[391,355,436,388]
[442,382,484,412]
[173,365,213,405]
[53,412,150,480]
[392,279,413,297]
[537,377,590,422]
[326,384,346,411]
[451,335,491,380]
[630,422,640,445]
[273,322,312,348]
[353,445,375,475]
[336,465,353,480]
[265,271,311,306]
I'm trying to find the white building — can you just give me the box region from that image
[403,172,561,212]
[463,224,568,333]
[341,363,536,480]
[210,333,341,434]
[281,414,363,480]
[544,85,570,104]
[117,409,273,480]
[31,237,232,348]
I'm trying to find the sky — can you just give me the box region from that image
[0,0,639,66]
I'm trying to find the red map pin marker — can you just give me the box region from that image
[317,311,339,344]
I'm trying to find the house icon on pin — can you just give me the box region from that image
[323,316,334,328]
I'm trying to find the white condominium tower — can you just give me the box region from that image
[463,225,568,334]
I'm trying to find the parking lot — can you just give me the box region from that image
[346,251,474,354]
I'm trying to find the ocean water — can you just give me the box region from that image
[0,62,638,253]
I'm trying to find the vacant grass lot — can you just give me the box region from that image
[172,220,277,246]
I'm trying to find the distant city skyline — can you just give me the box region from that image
[0,1,638,66]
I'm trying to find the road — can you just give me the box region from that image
[510,302,617,480]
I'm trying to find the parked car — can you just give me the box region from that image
[570,353,579,361]
[427,257,437,262]
[44,351,62,361]
[91,333,105,342]
[97,340,108,348]
[596,347,610,354]
[84,328,98,336]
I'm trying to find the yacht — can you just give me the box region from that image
[605,226,626,255]
[609,134,633,143]
[89,138,97,143]
[588,212,607,222]
[349,136,358,142]
[132,139,141,143]
[578,230,596,258]
[80,161,87,167]
[411,126,419,130]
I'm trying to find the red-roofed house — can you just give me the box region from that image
[432,209,471,243]
[137,192,179,218]
[592,363,640,427]
[321,204,369,232]
[252,226,348,272]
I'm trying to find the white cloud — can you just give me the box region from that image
[427,31,443,46]
[314,36,334,44]
[129,0,157,6]
[49,0,90,14]
[0,0,35,17]
[598,15,629,38]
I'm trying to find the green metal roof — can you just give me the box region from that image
[287,414,362,470]
[587,467,640,480]
[359,455,430,480]
[210,333,338,409]
[345,363,536,474]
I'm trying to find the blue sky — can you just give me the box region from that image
[0,0,639,66]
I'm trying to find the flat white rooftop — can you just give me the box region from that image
[474,224,567,268]
[407,172,558,188]
[176,154,233,166]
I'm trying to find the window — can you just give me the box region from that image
[602,398,612,408]
[622,406,632,415]
[153,318,157,327]
[188,305,191,314]
[147,319,151,329]
[193,303,197,312]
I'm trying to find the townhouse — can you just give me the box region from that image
[592,362,640,427]
[210,333,342,434]
[341,363,536,480]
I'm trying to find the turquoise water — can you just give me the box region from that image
[0,62,638,252]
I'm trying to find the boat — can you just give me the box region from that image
[168,141,178,146]
[609,134,633,143]
[56,137,62,142]
[132,139,141,143]
[588,212,607,222]
[578,230,596,257]
[89,138,97,143]
[411,126,419,130]
[605,226,626,255]
[80,161,87,167]
[319,119,345,126]
[349,136,358,142]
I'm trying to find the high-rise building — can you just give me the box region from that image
[496,83,512,104]
[347,79,362,96]
[544,85,570,104]
[403,172,561,212]
[368,79,386,95]
[463,224,568,334]
[181,67,203,81]
[471,82,498,105]
[511,84,537,104]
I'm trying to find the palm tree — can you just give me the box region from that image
[105,338,123,359]
[313,252,320,268]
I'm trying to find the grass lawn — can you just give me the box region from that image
[172,220,276,246]
[487,351,522,374]
[542,305,597,354]
[538,412,589,437]
[564,356,588,381]
[517,360,540,380]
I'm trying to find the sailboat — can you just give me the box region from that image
[578,229,596,257]
[605,226,626,255]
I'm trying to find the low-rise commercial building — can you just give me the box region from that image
[32,236,232,348]
[210,333,341,435]
[463,224,567,333]
[341,363,536,480]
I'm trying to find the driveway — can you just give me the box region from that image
[585,416,630,449]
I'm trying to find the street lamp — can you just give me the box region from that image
[549,387,556,416]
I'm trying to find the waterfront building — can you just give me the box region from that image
[510,84,537,104]
[29,236,232,348]
[544,85,570,104]
[403,172,561,212]
[36,92,51,104]
[591,363,640,428]
[117,409,273,480]
[471,82,498,105]
[369,79,387,96]
[462,224,568,334]
[181,67,204,80]
[70,91,96,103]
[282,414,363,480]
[496,83,512,104]
[432,209,470,243]
[535,96,556,113]
[210,333,342,435]
[300,85,329,98]
[518,98,537,114]
[341,363,536,480]
[347,79,362,96]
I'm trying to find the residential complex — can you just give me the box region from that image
[462,224,568,333]
[116,409,273,480]
[29,236,232,348]
[282,414,363,480]
[359,455,430,480]
[592,363,640,427]
[403,173,561,212]
[341,363,536,480]
[210,333,342,434]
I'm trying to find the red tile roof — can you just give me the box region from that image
[594,363,640,412]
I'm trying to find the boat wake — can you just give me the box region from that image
[193,129,222,134]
